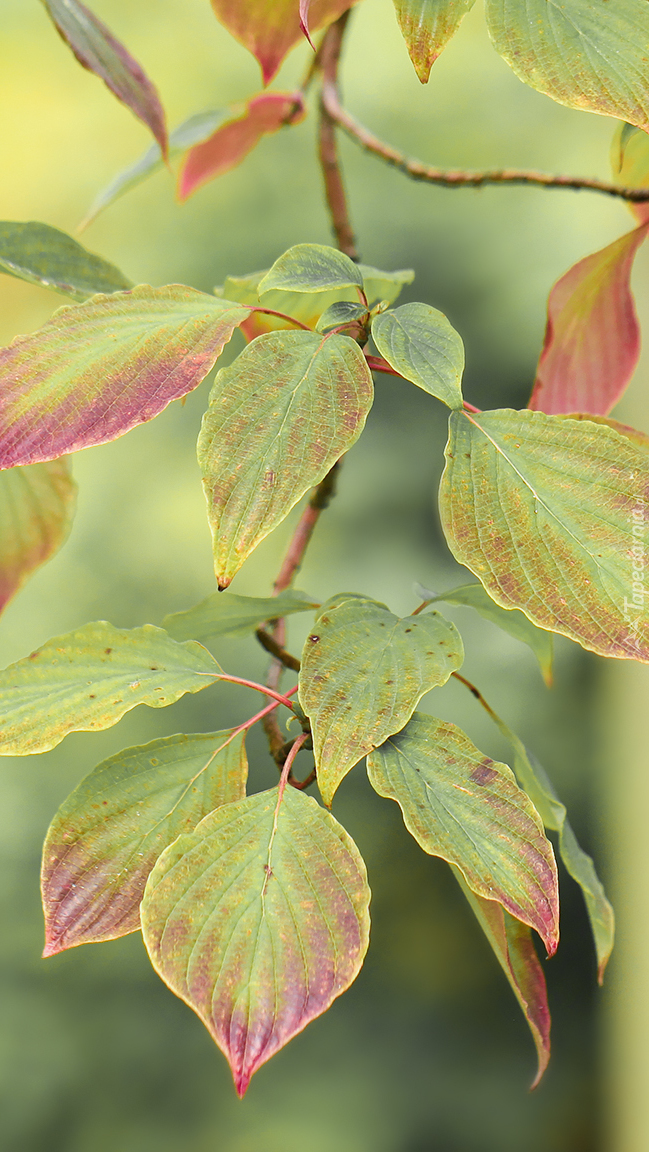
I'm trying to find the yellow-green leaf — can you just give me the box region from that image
[0,221,132,300]
[392,0,477,83]
[0,459,77,616]
[371,301,464,409]
[163,589,319,642]
[258,243,364,296]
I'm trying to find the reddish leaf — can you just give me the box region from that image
[0,459,76,616]
[299,0,316,48]
[42,0,167,157]
[178,92,306,202]
[529,223,649,416]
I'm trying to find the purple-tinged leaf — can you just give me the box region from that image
[0,285,250,470]
[392,0,477,83]
[0,459,76,617]
[0,221,132,301]
[299,0,316,47]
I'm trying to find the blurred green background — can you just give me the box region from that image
[1,1,647,1149]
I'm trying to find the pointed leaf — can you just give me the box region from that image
[0,285,250,470]
[529,223,649,416]
[0,459,77,617]
[198,331,373,589]
[0,222,132,301]
[564,412,649,452]
[439,408,649,661]
[178,92,306,202]
[258,243,364,296]
[42,0,167,155]
[392,0,477,83]
[611,122,649,225]
[141,784,371,1095]
[371,301,464,409]
[486,0,649,132]
[299,0,317,46]
[299,595,464,805]
[452,868,551,1087]
[367,712,559,953]
[316,301,368,333]
[0,621,219,756]
[41,729,247,955]
[164,589,319,643]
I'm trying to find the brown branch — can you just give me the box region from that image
[256,628,301,672]
[452,671,501,725]
[317,14,359,259]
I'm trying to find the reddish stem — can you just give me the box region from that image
[251,307,311,331]
[216,673,297,711]
[317,14,358,260]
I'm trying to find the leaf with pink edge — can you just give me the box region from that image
[392,0,477,83]
[0,459,76,617]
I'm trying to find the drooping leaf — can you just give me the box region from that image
[299,595,464,805]
[452,867,551,1087]
[0,222,132,301]
[529,223,649,416]
[0,621,219,756]
[439,408,649,661]
[209,0,360,85]
[41,728,248,955]
[198,331,373,589]
[141,784,371,1096]
[315,301,369,333]
[371,301,464,409]
[486,0,649,132]
[258,243,364,296]
[178,92,306,202]
[299,0,316,46]
[610,122,649,225]
[41,0,167,155]
[0,460,77,617]
[367,712,559,953]
[392,0,477,83]
[0,285,250,470]
[163,589,319,643]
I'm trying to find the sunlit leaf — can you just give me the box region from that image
[258,243,364,296]
[163,589,319,643]
[392,0,477,83]
[0,285,250,470]
[42,728,247,955]
[198,331,373,589]
[439,408,649,661]
[41,0,167,155]
[299,595,464,805]
[0,621,219,756]
[0,460,76,617]
[611,122,649,225]
[141,784,371,1096]
[178,92,306,202]
[0,222,132,301]
[371,301,464,409]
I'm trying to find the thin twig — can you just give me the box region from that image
[365,353,481,412]
[216,673,297,711]
[256,628,301,672]
[317,14,359,259]
[452,670,501,724]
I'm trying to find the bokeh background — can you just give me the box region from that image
[1,1,647,1149]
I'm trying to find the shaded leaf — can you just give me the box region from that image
[316,301,369,333]
[299,595,464,805]
[164,589,319,643]
[178,92,306,202]
[0,460,77,617]
[486,0,649,131]
[0,285,250,470]
[371,301,464,409]
[41,728,247,955]
[439,408,649,661]
[42,0,167,155]
[0,221,132,301]
[0,621,219,756]
[258,243,364,296]
[141,784,370,1096]
[611,121,649,225]
[529,223,649,416]
[198,331,373,589]
[367,712,559,953]
[392,0,477,83]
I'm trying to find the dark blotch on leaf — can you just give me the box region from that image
[470,760,499,786]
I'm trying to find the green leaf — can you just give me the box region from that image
[198,331,373,588]
[439,408,649,661]
[315,301,369,333]
[0,459,77,617]
[141,784,371,1096]
[258,243,364,296]
[367,712,559,954]
[452,867,551,1087]
[0,621,219,756]
[0,285,250,470]
[371,302,464,409]
[0,222,132,300]
[299,595,464,805]
[392,0,477,83]
[486,0,649,132]
[417,582,554,686]
[41,728,248,954]
[163,589,319,643]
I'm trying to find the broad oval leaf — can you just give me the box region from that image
[611,122,649,225]
[439,408,649,661]
[141,784,371,1096]
[0,285,250,470]
[42,729,248,955]
[486,0,649,132]
[163,589,319,643]
[0,222,132,301]
[392,0,477,83]
[198,330,373,588]
[371,301,464,409]
[367,712,559,953]
[0,621,219,756]
[299,595,464,805]
[258,243,364,296]
[42,0,167,155]
[0,459,77,617]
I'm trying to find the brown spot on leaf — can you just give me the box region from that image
[470,759,498,786]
